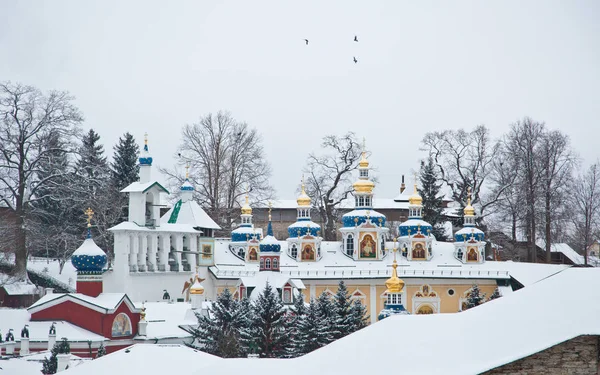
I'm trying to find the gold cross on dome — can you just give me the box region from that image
[185,162,190,179]
[84,208,94,227]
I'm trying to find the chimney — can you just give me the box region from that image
[400,175,406,193]
[45,288,54,296]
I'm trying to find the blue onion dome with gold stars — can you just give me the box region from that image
[232,193,261,242]
[342,142,387,228]
[71,208,107,273]
[139,133,153,166]
[260,204,281,253]
[454,188,484,242]
[288,177,321,237]
[398,183,433,237]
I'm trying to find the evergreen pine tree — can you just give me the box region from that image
[349,298,368,332]
[240,282,289,358]
[288,290,307,357]
[42,338,70,374]
[489,287,501,300]
[96,343,106,358]
[464,284,486,310]
[293,298,332,356]
[332,281,353,339]
[191,288,243,358]
[111,132,140,191]
[315,291,338,343]
[419,157,447,240]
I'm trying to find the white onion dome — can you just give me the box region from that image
[139,133,153,166]
[71,233,107,273]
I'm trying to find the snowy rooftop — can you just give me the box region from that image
[161,200,221,230]
[120,181,169,194]
[28,293,135,314]
[110,221,204,234]
[61,344,221,375]
[179,267,600,375]
[26,257,77,292]
[0,308,105,342]
[134,301,198,340]
[212,239,568,285]
[0,276,39,295]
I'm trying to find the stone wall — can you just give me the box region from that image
[484,335,599,375]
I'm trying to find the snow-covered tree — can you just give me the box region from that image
[287,290,307,357]
[110,132,140,191]
[489,287,501,300]
[419,157,447,240]
[42,337,70,374]
[315,291,338,343]
[349,298,368,332]
[241,282,290,358]
[96,343,106,358]
[0,82,83,279]
[464,285,486,310]
[190,288,243,358]
[332,281,353,339]
[293,298,332,356]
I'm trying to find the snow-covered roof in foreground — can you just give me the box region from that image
[62,344,221,375]
[135,301,198,339]
[191,267,600,375]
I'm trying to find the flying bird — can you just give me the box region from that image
[304,39,309,45]
[353,56,358,63]
[354,35,358,42]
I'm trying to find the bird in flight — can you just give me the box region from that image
[304,39,309,45]
[354,35,358,42]
[353,56,358,63]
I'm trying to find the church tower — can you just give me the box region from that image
[259,203,281,271]
[340,141,389,261]
[398,181,434,261]
[72,208,107,297]
[378,248,409,320]
[454,188,486,263]
[287,177,322,262]
[230,193,261,262]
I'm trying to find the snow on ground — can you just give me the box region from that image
[192,267,599,375]
[27,257,78,291]
[62,344,221,375]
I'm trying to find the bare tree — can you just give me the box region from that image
[303,132,362,241]
[161,111,274,234]
[0,82,83,280]
[421,125,500,217]
[539,130,577,262]
[570,162,600,265]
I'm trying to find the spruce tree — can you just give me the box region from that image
[191,288,243,358]
[419,157,447,240]
[293,298,332,356]
[349,299,368,331]
[96,343,106,358]
[489,287,501,300]
[241,282,289,358]
[288,291,307,357]
[42,338,70,374]
[332,281,353,339]
[111,132,140,191]
[315,292,338,343]
[464,284,486,310]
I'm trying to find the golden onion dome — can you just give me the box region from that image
[297,178,311,206]
[241,194,252,215]
[464,188,475,216]
[353,179,375,194]
[385,261,404,293]
[358,151,369,168]
[408,183,422,206]
[190,275,205,295]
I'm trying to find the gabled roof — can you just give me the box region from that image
[121,181,169,194]
[161,200,221,230]
[28,292,139,315]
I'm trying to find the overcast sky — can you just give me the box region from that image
[1,1,599,199]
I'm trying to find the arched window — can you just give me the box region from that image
[457,249,463,260]
[416,305,434,315]
[238,247,245,258]
[265,258,271,269]
[365,196,371,206]
[272,258,278,269]
[346,235,354,256]
[291,245,298,259]
[358,196,365,207]
[360,169,368,178]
